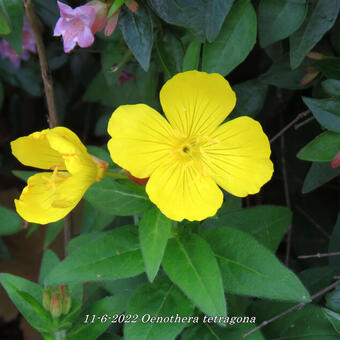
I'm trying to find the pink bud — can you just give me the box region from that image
[104,10,119,36]
[86,0,109,34]
[125,0,138,13]
[331,151,340,168]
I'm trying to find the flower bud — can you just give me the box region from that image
[125,0,138,12]
[87,0,109,33]
[50,290,62,319]
[59,284,72,315]
[42,287,51,311]
[331,151,340,169]
[104,11,119,36]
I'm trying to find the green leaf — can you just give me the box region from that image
[149,0,234,42]
[0,273,52,332]
[297,131,340,162]
[0,7,10,35]
[66,232,103,254]
[0,205,22,236]
[302,162,340,193]
[202,0,256,76]
[139,207,171,282]
[182,39,201,72]
[44,220,64,249]
[326,285,340,313]
[84,177,151,216]
[124,276,194,340]
[39,250,60,285]
[324,308,340,333]
[260,54,310,89]
[1,0,23,54]
[44,226,144,285]
[119,4,153,71]
[316,58,340,80]
[202,227,311,302]
[162,233,226,317]
[258,0,307,48]
[322,79,340,98]
[290,0,340,69]
[299,266,338,298]
[182,318,265,340]
[80,200,115,234]
[303,97,340,132]
[101,274,147,298]
[250,301,339,339]
[231,79,268,118]
[216,194,241,216]
[68,296,126,340]
[156,32,184,80]
[204,205,291,252]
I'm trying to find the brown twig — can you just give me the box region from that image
[270,110,311,144]
[24,1,72,256]
[294,116,315,130]
[242,280,340,338]
[24,0,58,128]
[298,251,340,259]
[296,206,331,239]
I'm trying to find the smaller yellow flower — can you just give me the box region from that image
[11,127,107,224]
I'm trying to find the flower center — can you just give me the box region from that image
[42,167,69,192]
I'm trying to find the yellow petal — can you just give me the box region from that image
[15,172,73,224]
[107,104,175,178]
[203,116,274,197]
[11,130,66,170]
[15,170,95,224]
[46,128,94,174]
[146,162,223,221]
[160,70,236,137]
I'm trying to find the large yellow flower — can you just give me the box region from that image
[11,127,107,224]
[107,71,273,221]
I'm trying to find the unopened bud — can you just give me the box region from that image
[331,151,340,168]
[50,291,62,319]
[307,52,325,60]
[125,0,138,12]
[105,11,119,36]
[42,288,51,311]
[59,284,72,315]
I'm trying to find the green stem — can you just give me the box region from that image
[54,330,66,340]
[110,49,132,73]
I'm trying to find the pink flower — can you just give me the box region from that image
[54,1,97,53]
[0,17,35,68]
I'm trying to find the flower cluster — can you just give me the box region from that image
[12,71,273,224]
[0,17,36,68]
[54,0,138,53]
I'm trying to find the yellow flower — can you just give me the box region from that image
[11,127,107,224]
[107,71,273,221]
